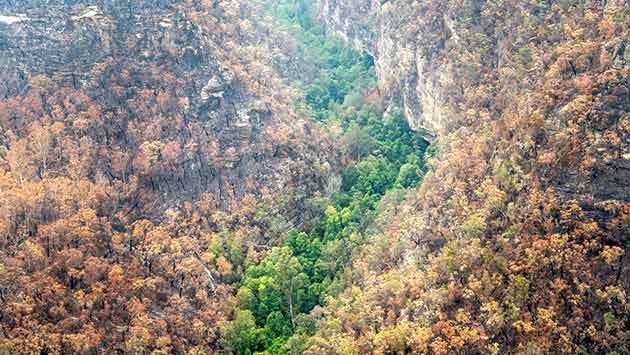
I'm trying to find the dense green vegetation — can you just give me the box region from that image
[270,0,376,122]
[219,1,429,354]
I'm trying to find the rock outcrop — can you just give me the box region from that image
[0,0,332,213]
[315,0,453,134]
[315,0,629,201]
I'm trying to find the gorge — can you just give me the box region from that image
[0,1,628,354]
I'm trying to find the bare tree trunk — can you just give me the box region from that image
[288,281,296,331]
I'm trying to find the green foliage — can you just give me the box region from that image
[458,0,482,24]
[340,124,375,160]
[220,310,263,355]
[396,159,424,188]
[461,211,487,237]
[268,0,376,122]
[269,0,315,30]
[220,2,429,354]
[518,47,533,64]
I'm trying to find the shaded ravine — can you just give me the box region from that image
[217,1,430,354]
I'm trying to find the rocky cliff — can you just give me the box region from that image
[1,0,332,212]
[316,0,629,201]
[315,0,455,134]
[316,0,629,136]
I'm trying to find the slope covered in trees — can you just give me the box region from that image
[306,0,630,354]
[0,1,335,353]
[0,0,428,353]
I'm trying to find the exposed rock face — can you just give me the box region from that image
[0,0,333,212]
[315,0,452,134]
[305,2,629,353]
[316,0,629,202]
[3,3,206,81]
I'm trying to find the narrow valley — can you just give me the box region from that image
[0,1,627,355]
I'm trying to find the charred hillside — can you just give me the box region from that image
[0,1,333,353]
[0,0,332,213]
[307,1,630,354]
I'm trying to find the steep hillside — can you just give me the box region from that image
[213,3,432,354]
[307,0,630,354]
[1,0,332,209]
[0,1,333,353]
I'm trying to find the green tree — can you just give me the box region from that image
[220,310,262,355]
[341,124,375,160]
